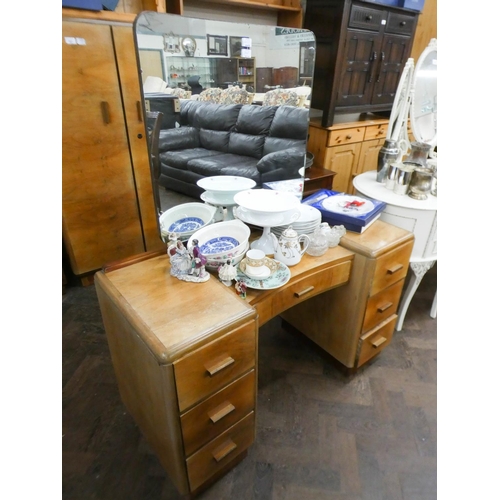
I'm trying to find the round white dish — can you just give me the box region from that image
[204,241,248,271]
[321,195,375,215]
[200,190,238,207]
[197,175,256,192]
[234,189,300,214]
[235,260,291,290]
[233,205,301,228]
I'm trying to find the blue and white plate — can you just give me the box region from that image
[200,236,240,255]
[168,217,205,233]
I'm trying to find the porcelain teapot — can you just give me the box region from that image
[271,226,310,266]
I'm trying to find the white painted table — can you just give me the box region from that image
[353,170,437,331]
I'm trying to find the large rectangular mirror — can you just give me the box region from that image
[134,12,316,214]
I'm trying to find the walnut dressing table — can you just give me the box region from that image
[95,221,413,497]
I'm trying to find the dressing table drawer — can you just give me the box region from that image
[370,240,412,296]
[362,279,405,334]
[180,371,255,457]
[186,412,255,492]
[357,315,397,366]
[364,123,389,141]
[271,261,351,320]
[174,321,256,412]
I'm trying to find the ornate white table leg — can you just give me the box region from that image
[396,260,436,331]
[430,290,437,319]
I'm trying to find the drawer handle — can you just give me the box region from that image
[377,302,393,313]
[366,15,373,21]
[212,439,237,462]
[136,100,143,122]
[372,337,387,348]
[400,21,406,26]
[208,401,236,424]
[205,356,235,376]
[387,264,403,275]
[294,286,315,298]
[346,134,352,139]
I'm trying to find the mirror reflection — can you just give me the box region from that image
[134,12,316,216]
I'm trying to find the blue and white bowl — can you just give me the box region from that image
[187,219,251,261]
[160,203,217,241]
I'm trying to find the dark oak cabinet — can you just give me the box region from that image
[304,0,419,127]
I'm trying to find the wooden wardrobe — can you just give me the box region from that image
[62,13,163,283]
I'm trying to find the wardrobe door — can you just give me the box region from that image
[112,25,163,252]
[62,21,145,276]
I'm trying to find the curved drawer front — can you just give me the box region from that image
[266,260,351,325]
[370,240,412,296]
[174,320,256,412]
[186,412,255,491]
[362,279,405,334]
[180,371,255,457]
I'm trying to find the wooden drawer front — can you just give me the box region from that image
[385,12,416,36]
[364,123,389,141]
[370,240,412,296]
[348,4,384,31]
[269,261,351,325]
[186,412,255,491]
[362,279,405,334]
[357,315,396,367]
[327,127,364,146]
[174,321,256,412]
[181,371,255,457]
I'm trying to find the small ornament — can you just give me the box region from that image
[170,240,210,283]
[218,259,237,286]
[235,279,247,299]
[167,232,179,261]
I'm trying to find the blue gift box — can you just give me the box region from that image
[399,0,425,12]
[62,0,101,10]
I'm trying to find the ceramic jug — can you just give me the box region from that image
[271,226,310,266]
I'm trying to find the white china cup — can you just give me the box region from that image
[245,249,266,276]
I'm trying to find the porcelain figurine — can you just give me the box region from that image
[218,259,237,286]
[271,226,310,266]
[170,240,210,283]
[235,279,247,299]
[166,232,179,261]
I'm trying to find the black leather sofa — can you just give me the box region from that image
[157,100,309,199]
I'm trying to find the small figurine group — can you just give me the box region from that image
[168,233,209,283]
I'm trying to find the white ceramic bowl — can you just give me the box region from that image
[197,176,257,206]
[159,202,217,241]
[187,219,251,260]
[234,189,300,214]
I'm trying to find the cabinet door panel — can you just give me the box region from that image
[324,143,361,193]
[62,21,145,275]
[337,30,380,107]
[350,138,384,193]
[371,34,412,106]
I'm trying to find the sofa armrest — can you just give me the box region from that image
[158,127,200,153]
[257,148,305,178]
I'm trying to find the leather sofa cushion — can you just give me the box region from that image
[160,148,224,170]
[269,106,309,139]
[234,105,276,135]
[228,133,265,159]
[195,103,242,131]
[263,137,305,156]
[187,153,259,178]
[199,129,231,152]
[158,127,199,151]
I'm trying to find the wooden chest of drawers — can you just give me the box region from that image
[94,257,258,496]
[281,220,414,368]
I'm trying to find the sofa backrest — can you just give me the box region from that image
[177,100,308,158]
